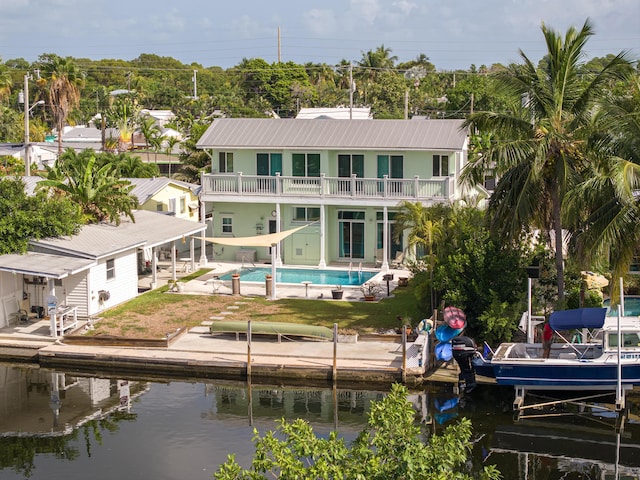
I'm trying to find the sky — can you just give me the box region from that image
[0,0,639,71]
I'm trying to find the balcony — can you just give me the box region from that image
[200,172,455,203]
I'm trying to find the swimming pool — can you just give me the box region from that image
[604,296,640,316]
[219,267,376,286]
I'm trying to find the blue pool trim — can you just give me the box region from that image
[218,267,376,286]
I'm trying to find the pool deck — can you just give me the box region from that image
[138,260,407,300]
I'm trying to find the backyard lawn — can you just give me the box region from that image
[91,270,422,339]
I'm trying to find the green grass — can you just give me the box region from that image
[97,269,423,336]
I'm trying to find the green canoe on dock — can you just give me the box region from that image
[209,320,333,341]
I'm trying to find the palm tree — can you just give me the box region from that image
[107,152,159,178]
[0,64,12,103]
[567,72,640,300]
[93,86,112,151]
[394,201,445,310]
[38,55,84,155]
[164,136,180,177]
[138,115,160,162]
[461,19,631,305]
[357,44,398,104]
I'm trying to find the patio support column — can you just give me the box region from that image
[382,207,389,271]
[318,204,326,268]
[47,279,57,339]
[270,245,277,300]
[189,237,195,272]
[275,204,283,267]
[171,241,177,281]
[151,247,158,289]
[199,197,208,266]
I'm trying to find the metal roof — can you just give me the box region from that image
[30,210,206,259]
[126,178,200,205]
[196,118,468,151]
[0,252,95,279]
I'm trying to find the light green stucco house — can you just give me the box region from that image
[196,118,470,269]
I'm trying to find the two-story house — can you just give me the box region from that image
[196,118,469,270]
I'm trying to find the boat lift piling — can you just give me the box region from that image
[617,277,624,411]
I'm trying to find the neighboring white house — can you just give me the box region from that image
[196,117,470,269]
[139,109,176,128]
[2,142,59,171]
[0,210,205,332]
[296,107,372,120]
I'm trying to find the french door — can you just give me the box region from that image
[338,211,365,259]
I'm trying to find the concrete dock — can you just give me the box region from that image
[0,261,465,387]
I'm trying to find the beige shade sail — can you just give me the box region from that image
[201,223,312,247]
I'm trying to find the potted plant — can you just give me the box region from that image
[331,285,344,300]
[337,327,358,343]
[360,282,381,301]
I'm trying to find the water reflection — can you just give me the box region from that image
[0,366,148,437]
[0,364,639,480]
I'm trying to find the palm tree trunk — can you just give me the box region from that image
[551,185,565,305]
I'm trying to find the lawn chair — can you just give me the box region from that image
[390,251,405,269]
[4,296,38,325]
[19,298,39,323]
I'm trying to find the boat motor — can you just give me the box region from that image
[452,336,478,393]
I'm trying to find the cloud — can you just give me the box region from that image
[392,0,417,15]
[349,0,380,25]
[303,9,338,36]
[231,14,271,39]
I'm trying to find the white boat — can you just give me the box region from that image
[471,307,640,390]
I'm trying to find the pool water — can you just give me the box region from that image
[604,296,640,316]
[219,267,376,286]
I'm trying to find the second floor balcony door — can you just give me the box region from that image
[257,153,282,192]
[338,154,364,194]
[377,155,403,195]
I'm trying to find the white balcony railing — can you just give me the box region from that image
[201,173,454,201]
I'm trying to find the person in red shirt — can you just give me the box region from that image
[542,321,553,358]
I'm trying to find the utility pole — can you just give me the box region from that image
[349,64,353,120]
[404,89,409,119]
[192,70,198,100]
[277,27,281,63]
[23,73,30,176]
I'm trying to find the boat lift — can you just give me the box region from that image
[512,386,631,429]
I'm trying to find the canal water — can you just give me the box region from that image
[1,364,640,480]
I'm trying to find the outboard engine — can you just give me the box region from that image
[451,336,478,393]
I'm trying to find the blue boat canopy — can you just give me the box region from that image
[549,308,607,330]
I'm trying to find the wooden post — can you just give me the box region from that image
[247,320,252,378]
[402,325,407,383]
[333,323,338,382]
[428,309,438,373]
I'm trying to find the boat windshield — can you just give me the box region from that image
[607,332,640,349]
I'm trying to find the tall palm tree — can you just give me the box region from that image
[461,19,631,305]
[93,86,112,151]
[38,55,84,154]
[357,44,398,104]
